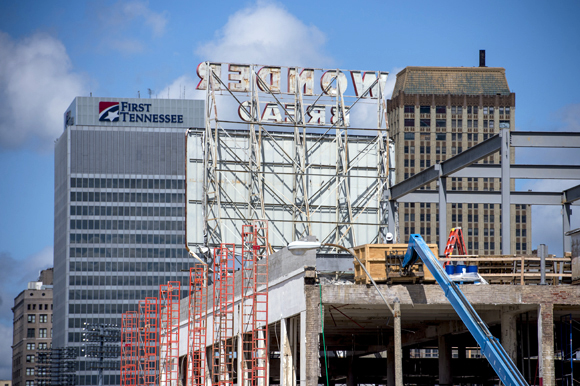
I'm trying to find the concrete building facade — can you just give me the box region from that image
[11,269,53,386]
[387,66,532,254]
[53,97,204,385]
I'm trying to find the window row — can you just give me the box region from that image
[71,177,184,190]
[404,105,511,115]
[26,342,49,350]
[69,246,188,259]
[69,259,192,272]
[27,314,50,323]
[69,233,185,245]
[27,304,51,310]
[70,191,184,204]
[68,286,189,301]
[71,205,184,218]
[70,218,183,231]
[70,274,189,287]
[26,328,51,338]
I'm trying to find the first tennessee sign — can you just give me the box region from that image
[195,62,388,126]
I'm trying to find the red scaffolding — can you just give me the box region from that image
[137,300,146,386]
[212,244,236,386]
[143,297,158,386]
[121,311,138,386]
[159,282,181,386]
[188,265,208,386]
[240,220,270,386]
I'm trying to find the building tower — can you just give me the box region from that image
[12,268,53,386]
[387,65,531,255]
[53,97,204,385]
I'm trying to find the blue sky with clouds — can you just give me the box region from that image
[1,0,579,378]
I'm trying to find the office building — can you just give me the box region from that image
[53,97,204,385]
[387,65,531,254]
[12,269,53,386]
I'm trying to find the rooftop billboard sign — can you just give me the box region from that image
[195,62,388,127]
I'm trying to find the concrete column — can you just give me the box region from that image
[304,287,321,386]
[394,302,403,386]
[291,318,297,386]
[300,311,307,386]
[438,333,452,386]
[538,303,555,386]
[280,318,294,386]
[501,307,518,362]
[237,333,244,386]
[386,347,395,386]
[346,359,355,386]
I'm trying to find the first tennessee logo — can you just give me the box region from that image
[99,102,120,122]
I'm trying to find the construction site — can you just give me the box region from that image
[118,62,580,386]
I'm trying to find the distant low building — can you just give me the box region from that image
[12,269,53,386]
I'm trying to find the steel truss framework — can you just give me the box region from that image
[240,220,270,386]
[159,282,181,386]
[212,244,236,386]
[386,129,580,255]
[186,62,394,253]
[187,265,208,386]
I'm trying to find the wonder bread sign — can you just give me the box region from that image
[195,62,388,126]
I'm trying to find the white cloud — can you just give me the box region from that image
[196,1,332,67]
[95,1,168,53]
[121,1,168,37]
[0,31,87,151]
[157,75,203,99]
[0,246,53,379]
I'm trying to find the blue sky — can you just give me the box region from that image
[1,0,579,378]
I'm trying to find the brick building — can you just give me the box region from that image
[11,269,53,386]
[387,66,531,254]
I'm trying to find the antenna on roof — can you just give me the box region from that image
[479,50,486,67]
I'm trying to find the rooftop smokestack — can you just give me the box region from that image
[479,50,486,67]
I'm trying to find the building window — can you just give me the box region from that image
[39,314,48,323]
[420,106,430,114]
[26,355,35,363]
[436,119,446,128]
[404,119,414,127]
[26,368,35,376]
[38,342,48,350]
[420,118,430,127]
[489,120,495,128]
[26,381,35,386]
[39,328,48,338]
[404,132,415,140]
[404,105,415,114]
[27,328,35,338]
[436,106,446,114]
[26,343,35,350]
[451,106,463,114]
[27,314,35,323]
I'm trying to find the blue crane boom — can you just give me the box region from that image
[402,234,528,386]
